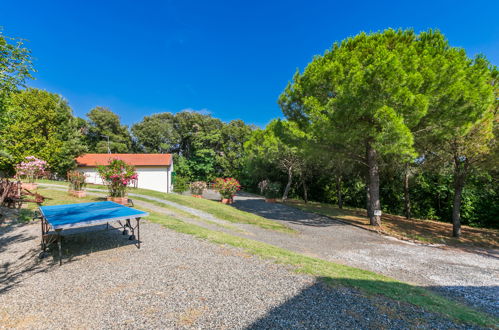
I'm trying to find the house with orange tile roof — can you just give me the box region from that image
[75,154,173,193]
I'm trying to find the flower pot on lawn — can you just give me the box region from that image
[22,182,38,191]
[70,190,86,198]
[190,181,207,198]
[98,159,138,206]
[68,170,87,198]
[265,198,277,203]
[107,196,129,205]
[213,177,241,206]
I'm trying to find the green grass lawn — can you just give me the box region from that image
[23,186,498,327]
[34,179,294,233]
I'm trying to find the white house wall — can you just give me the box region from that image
[79,165,172,193]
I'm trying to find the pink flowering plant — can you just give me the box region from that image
[67,170,87,191]
[15,156,47,183]
[213,177,241,199]
[189,181,207,195]
[97,159,138,197]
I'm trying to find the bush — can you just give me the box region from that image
[173,176,190,193]
[190,181,207,195]
[67,170,87,191]
[15,156,47,183]
[264,182,281,199]
[97,159,138,197]
[213,177,241,199]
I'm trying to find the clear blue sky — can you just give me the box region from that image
[1,0,498,127]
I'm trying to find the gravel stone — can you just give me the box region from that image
[37,183,499,318]
[0,210,482,329]
[231,194,499,318]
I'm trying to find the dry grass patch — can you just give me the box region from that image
[283,199,499,252]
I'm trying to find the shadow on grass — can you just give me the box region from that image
[246,278,498,328]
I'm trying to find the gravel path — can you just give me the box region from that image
[34,184,499,318]
[0,209,473,329]
[231,194,499,318]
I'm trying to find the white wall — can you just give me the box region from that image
[79,165,172,193]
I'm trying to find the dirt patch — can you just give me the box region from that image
[284,200,499,253]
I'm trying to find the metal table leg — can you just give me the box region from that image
[39,217,50,259]
[136,217,140,249]
[40,216,46,251]
[56,229,62,265]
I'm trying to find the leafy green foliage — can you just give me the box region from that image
[272,28,497,232]
[172,175,189,193]
[84,107,133,153]
[131,112,177,153]
[97,158,138,197]
[0,88,86,176]
[263,182,281,199]
[0,30,34,112]
[133,111,253,181]
[244,119,306,199]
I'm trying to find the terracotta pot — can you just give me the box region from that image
[265,198,276,203]
[22,182,38,191]
[70,190,86,198]
[221,198,231,204]
[192,194,203,198]
[107,196,129,205]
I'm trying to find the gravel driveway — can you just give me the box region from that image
[0,208,479,329]
[231,194,499,318]
[31,184,499,319]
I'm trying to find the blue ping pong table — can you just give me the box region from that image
[38,201,149,265]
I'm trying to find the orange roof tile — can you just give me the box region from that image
[75,154,172,166]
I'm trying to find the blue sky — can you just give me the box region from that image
[1,0,498,127]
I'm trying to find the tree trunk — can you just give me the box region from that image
[302,180,308,204]
[336,176,343,209]
[404,163,411,219]
[452,160,467,238]
[282,167,293,201]
[367,141,381,226]
[365,178,371,218]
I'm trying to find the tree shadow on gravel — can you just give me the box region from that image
[232,197,345,228]
[246,278,497,329]
[0,222,138,295]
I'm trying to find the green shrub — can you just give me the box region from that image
[264,182,281,199]
[173,176,189,193]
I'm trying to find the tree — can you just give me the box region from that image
[280,29,435,225]
[132,112,178,153]
[85,107,133,153]
[218,120,253,178]
[0,88,86,175]
[0,29,34,111]
[414,46,496,237]
[245,119,305,201]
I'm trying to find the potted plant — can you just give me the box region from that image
[213,177,241,204]
[190,181,207,198]
[97,159,138,205]
[67,170,87,198]
[264,182,281,202]
[15,156,47,190]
